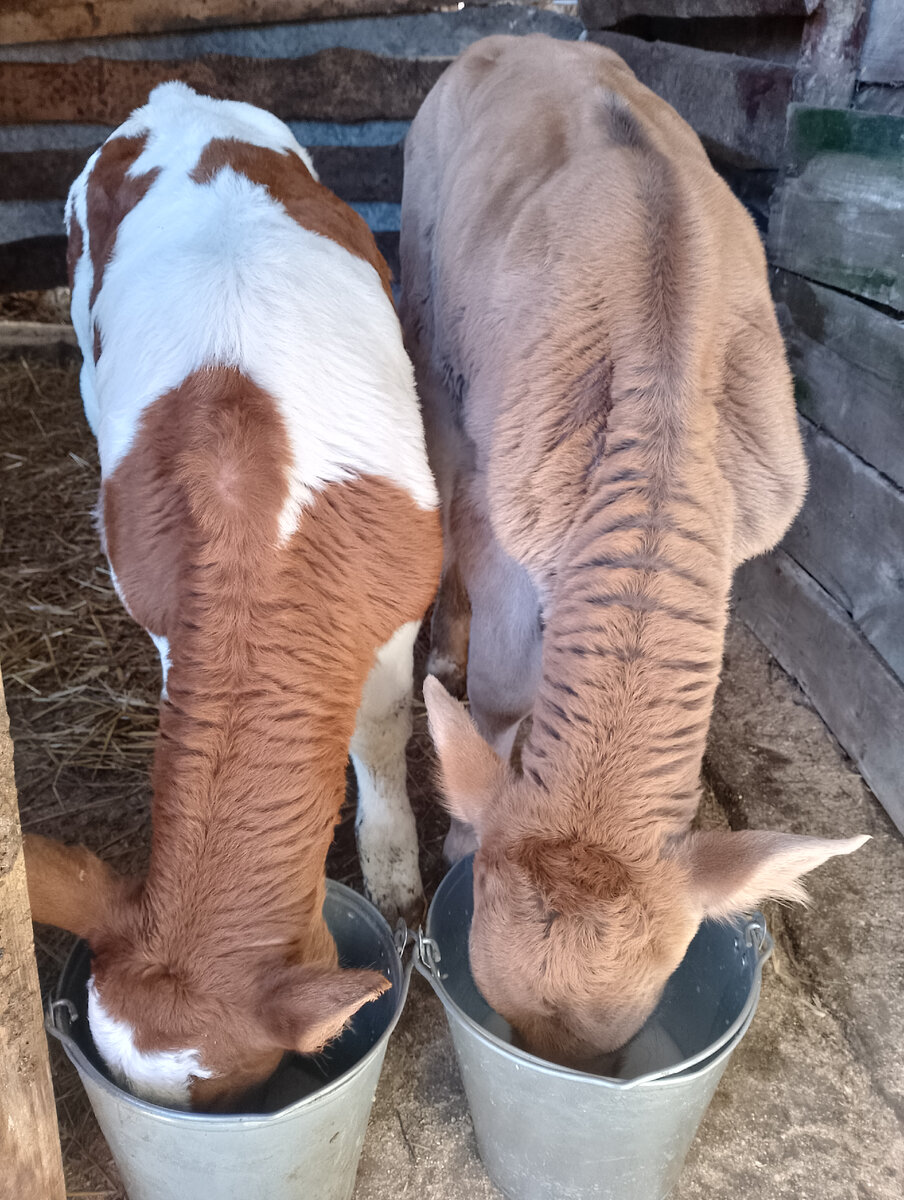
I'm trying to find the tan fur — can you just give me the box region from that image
[406,36,865,1067]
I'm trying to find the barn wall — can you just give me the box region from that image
[583,0,904,831]
[0,1,582,289]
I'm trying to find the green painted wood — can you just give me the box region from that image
[772,269,904,491]
[781,417,904,681]
[769,108,904,312]
[735,550,904,833]
[588,31,793,167]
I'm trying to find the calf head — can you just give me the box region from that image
[24,834,388,1109]
[424,678,868,1069]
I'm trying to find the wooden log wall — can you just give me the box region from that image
[0,2,581,291]
[579,0,904,831]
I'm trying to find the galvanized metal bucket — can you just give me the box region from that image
[416,856,773,1200]
[46,880,410,1200]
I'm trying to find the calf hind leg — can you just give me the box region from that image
[351,620,425,926]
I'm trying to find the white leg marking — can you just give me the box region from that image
[351,620,423,922]
[88,978,211,1109]
[149,631,171,698]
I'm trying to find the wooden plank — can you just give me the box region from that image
[781,417,904,681]
[734,550,904,833]
[861,0,904,86]
[769,107,904,312]
[0,236,67,294]
[0,50,448,125]
[772,269,904,491]
[793,0,869,108]
[0,321,79,361]
[0,0,504,46]
[0,5,581,64]
[854,86,904,119]
[0,673,67,1200]
[0,142,403,203]
[588,31,793,167]
[580,0,816,26]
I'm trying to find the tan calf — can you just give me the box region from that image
[401,35,866,1068]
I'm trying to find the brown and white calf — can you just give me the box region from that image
[24,82,441,1108]
[400,35,867,1068]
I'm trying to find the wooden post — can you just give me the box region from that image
[0,671,67,1200]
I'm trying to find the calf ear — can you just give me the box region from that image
[261,965,391,1056]
[422,675,506,834]
[23,833,130,943]
[683,829,870,919]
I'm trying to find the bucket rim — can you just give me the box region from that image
[47,879,411,1129]
[421,856,771,1091]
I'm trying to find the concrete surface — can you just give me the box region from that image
[351,619,904,1200]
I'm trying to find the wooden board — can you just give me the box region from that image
[0,673,67,1200]
[0,49,449,125]
[769,107,904,312]
[0,0,505,46]
[782,417,904,682]
[772,269,904,491]
[588,31,793,167]
[0,4,579,63]
[793,0,869,108]
[860,0,904,86]
[734,550,904,833]
[0,141,403,202]
[580,0,816,25]
[0,236,68,294]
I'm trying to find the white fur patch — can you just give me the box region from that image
[149,632,172,697]
[351,621,423,916]
[88,977,212,1109]
[67,82,438,558]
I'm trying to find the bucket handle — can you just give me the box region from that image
[745,918,773,964]
[45,995,82,1055]
[394,918,445,982]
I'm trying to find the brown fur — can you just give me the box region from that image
[406,36,865,1067]
[29,365,439,1106]
[85,133,159,307]
[191,138,394,302]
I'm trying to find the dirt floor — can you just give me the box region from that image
[2,350,902,1198]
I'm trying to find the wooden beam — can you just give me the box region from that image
[860,0,904,86]
[0,141,403,203]
[769,107,904,312]
[772,269,904,491]
[0,672,67,1200]
[0,0,501,46]
[782,417,904,682]
[580,0,816,26]
[734,550,904,834]
[0,322,79,361]
[793,0,869,108]
[587,31,793,167]
[0,49,449,125]
[0,237,67,295]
